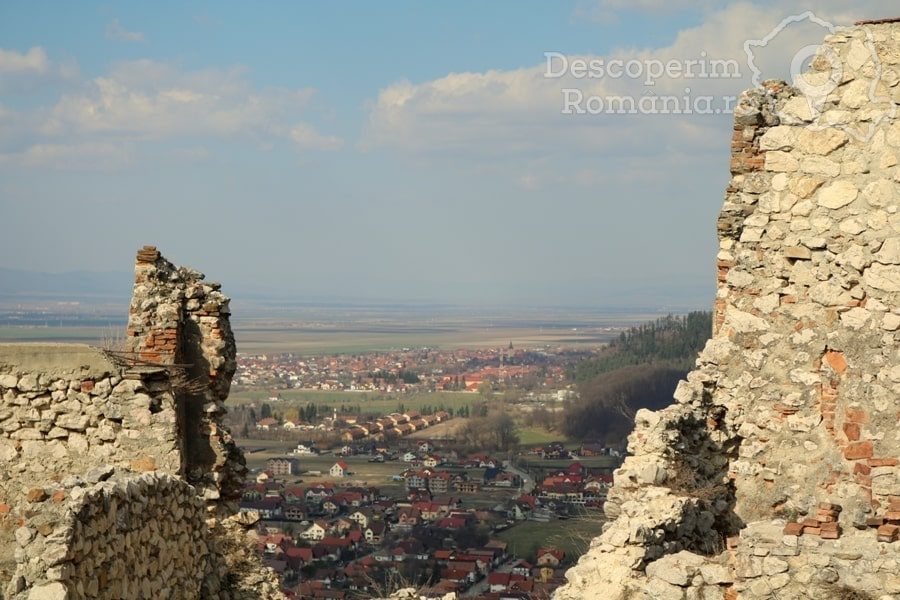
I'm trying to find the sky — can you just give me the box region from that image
[0,1,895,308]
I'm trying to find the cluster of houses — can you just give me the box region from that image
[337,410,451,443]
[235,345,578,397]
[255,409,453,443]
[526,441,622,461]
[531,462,612,509]
[240,477,572,599]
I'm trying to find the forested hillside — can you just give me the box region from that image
[571,312,712,383]
[564,312,712,445]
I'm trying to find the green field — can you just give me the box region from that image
[516,427,571,446]
[497,517,605,563]
[231,389,479,415]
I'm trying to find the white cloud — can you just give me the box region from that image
[105,19,146,43]
[41,60,322,141]
[0,46,78,95]
[1,55,342,168]
[362,0,897,169]
[363,4,766,159]
[0,47,49,74]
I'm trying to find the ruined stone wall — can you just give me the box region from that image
[555,21,900,600]
[127,246,246,507]
[9,472,219,599]
[0,346,183,593]
[0,248,282,600]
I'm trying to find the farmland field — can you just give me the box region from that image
[0,304,657,356]
[516,427,571,446]
[497,517,605,563]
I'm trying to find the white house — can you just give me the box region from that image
[330,460,348,478]
[349,509,372,528]
[293,443,316,455]
[301,521,328,541]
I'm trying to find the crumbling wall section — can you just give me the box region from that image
[6,468,284,600]
[555,21,900,600]
[126,246,246,508]
[0,248,282,599]
[7,472,219,599]
[0,346,182,591]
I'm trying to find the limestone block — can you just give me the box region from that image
[27,583,68,600]
[818,181,859,209]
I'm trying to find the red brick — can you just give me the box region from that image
[824,351,847,374]
[844,441,874,460]
[0,503,10,515]
[845,407,869,424]
[854,462,872,475]
[869,458,899,467]
[783,522,803,536]
[26,488,47,503]
[876,524,899,542]
[80,380,95,393]
[843,422,860,441]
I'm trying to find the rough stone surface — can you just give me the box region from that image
[0,247,282,599]
[554,22,900,600]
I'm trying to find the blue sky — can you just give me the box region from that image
[0,1,893,307]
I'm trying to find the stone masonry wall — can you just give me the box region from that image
[555,20,900,600]
[0,346,182,592]
[9,472,219,599]
[0,248,283,600]
[126,246,246,508]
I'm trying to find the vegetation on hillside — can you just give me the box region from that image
[570,312,712,383]
[563,364,689,443]
[562,312,713,446]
